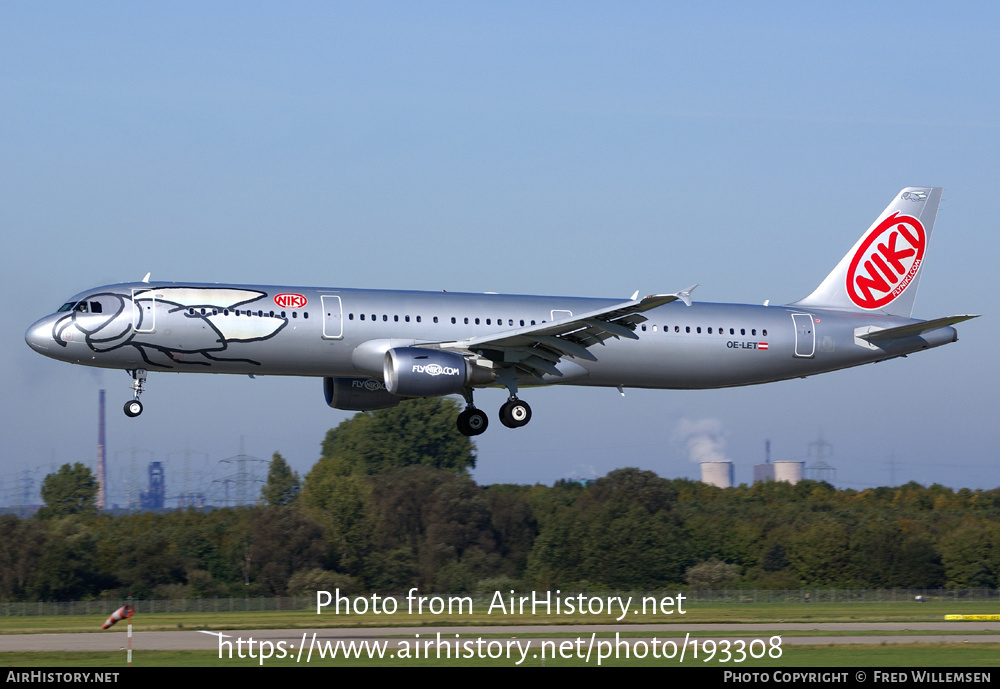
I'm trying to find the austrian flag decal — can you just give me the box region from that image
[758,343,768,350]
[846,212,926,310]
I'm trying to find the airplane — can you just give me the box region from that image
[25,187,977,436]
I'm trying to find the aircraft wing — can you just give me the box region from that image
[857,314,979,342]
[435,287,695,380]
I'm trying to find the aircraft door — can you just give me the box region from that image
[792,313,815,358]
[321,295,343,339]
[131,289,156,333]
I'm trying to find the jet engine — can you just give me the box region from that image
[383,347,494,397]
[324,377,401,411]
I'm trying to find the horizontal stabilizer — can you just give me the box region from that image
[858,314,979,342]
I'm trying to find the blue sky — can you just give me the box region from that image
[2,2,997,504]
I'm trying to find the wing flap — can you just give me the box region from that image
[435,289,694,381]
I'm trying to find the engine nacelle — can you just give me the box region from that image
[383,347,494,397]
[324,377,401,411]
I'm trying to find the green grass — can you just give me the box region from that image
[3,599,997,668]
[2,644,999,667]
[1,599,993,635]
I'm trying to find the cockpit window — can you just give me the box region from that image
[59,296,115,315]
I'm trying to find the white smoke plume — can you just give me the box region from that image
[674,418,730,464]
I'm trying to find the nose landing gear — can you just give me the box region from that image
[124,369,147,417]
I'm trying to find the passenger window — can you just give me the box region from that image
[685,326,690,333]
[763,329,767,336]
[675,326,680,333]
[696,327,701,333]
[752,329,757,336]
[520,320,524,326]
[394,315,399,322]
[405,315,410,322]
[464,317,469,324]
[486,319,491,325]
[303,312,309,319]
[416,316,422,323]
[383,315,388,322]
[509,319,513,326]
[707,327,712,334]
[360,314,365,320]
[741,328,745,335]
[293,312,298,318]
[475,318,480,325]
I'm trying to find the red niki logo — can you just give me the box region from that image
[846,213,926,310]
[274,293,308,309]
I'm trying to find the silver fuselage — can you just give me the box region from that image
[25,281,957,391]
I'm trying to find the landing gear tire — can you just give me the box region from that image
[125,369,147,419]
[499,398,532,428]
[457,408,489,436]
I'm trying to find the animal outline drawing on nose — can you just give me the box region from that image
[52,287,287,368]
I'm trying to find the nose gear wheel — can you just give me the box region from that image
[124,369,147,418]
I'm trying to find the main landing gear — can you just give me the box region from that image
[456,407,489,436]
[456,387,489,436]
[456,387,532,436]
[499,397,531,428]
[124,369,147,417]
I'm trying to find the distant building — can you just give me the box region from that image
[753,463,774,483]
[774,460,804,485]
[701,461,734,488]
[139,462,165,510]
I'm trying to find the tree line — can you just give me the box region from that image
[3,398,998,601]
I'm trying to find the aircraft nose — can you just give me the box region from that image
[25,316,56,353]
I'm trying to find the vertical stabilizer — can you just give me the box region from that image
[791,187,942,317]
